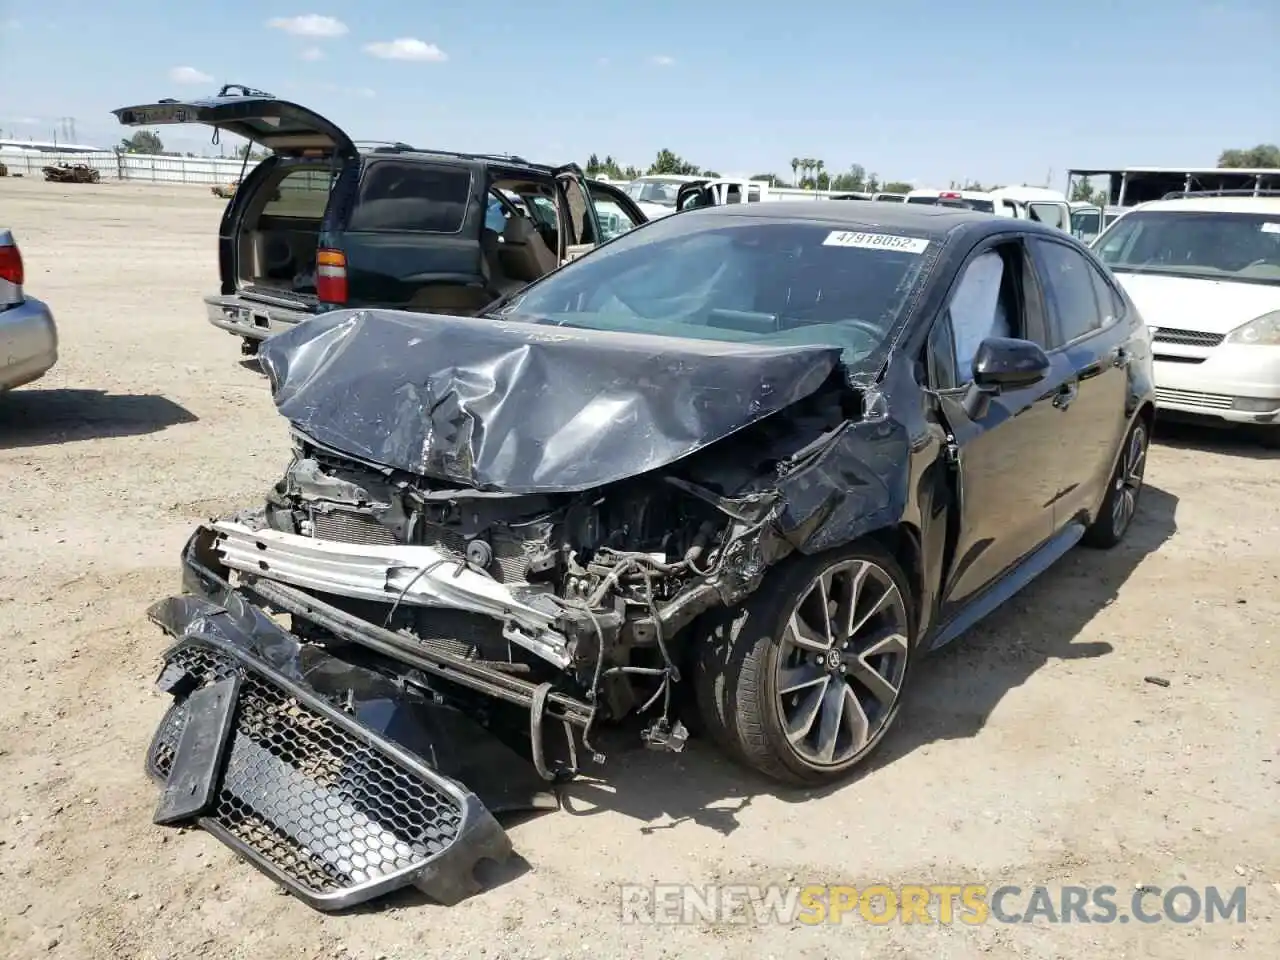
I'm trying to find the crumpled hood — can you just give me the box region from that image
[259,309,842,494]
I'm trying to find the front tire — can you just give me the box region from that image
[694,541,916,785]
[1082,417,1149,549]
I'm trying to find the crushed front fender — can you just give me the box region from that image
[144,592,556,911]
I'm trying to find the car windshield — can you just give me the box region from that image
[492,214,937,364]
[624,179,684,206]
[1094,210,1280,286]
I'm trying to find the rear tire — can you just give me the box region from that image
[694,540,916,785]
[1082,417,1149,549]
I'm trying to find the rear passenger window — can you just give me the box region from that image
[261,167,334,220]
[347,161,472,233]
[1035,240,1103,345]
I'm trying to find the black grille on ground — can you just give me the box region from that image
[1152,328,1224,347]
[147,642,474,906]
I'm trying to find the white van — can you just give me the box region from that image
[1091,193,1280,442]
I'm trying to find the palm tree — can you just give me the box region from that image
[790,157,799,185]
[815,159,826,189]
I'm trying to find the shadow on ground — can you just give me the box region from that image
[0,388,197,448]
[1153,418,1279,461]
[555,484,1180,836]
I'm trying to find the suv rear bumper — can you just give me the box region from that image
[205,293,315,341]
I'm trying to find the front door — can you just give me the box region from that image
[927,238,1078,617]
[554,166,600,262]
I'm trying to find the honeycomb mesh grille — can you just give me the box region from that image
[148,643,464,896]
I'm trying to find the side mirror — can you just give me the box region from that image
[963,337,1051,418]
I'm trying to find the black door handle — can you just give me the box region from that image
[1112,347,1130,368]
[1052,382,1078,410]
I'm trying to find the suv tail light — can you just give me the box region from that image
[0,242,24,286]
[316,248,348,304]
[939,191,962,200]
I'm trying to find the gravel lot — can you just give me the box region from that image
[1,178,1277,960]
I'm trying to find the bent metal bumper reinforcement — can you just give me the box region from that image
[208,519,572,669]
[143,627,515,911]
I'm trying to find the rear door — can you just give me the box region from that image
[114,85,358,157]
[1026,201,1072,233]
[1028,236,1132,529]
[553,165,601,262]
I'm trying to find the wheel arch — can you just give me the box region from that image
[864,522,924,633]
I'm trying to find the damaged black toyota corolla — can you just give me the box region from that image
[145,201,1155,909]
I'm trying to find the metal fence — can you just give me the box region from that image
[0,150,251,185]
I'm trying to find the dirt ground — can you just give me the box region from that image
[0,177,1276,960]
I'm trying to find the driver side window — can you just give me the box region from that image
[927,242,1027,390]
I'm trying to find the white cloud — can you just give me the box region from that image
[596,56,609,66]
[300,45,325,61]
[266,14,348,38]
[363,38,447,62]
[169,66,214,84]
[649,54,675,66]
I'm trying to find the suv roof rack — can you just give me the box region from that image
[359,143,537,167]
[1160,188,1280,199]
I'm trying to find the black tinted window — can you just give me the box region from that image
[347,161,471,233]
[1036,240,1103,345]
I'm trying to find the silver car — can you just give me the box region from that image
[0,229,58,391]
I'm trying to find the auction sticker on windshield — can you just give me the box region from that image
[823,231,930,254]
[1260,222,1280,234]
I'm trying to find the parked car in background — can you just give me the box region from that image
[114,85,646,354]
[623,174,708,218]
[0,229,58,391]
[1092,192,1280,444]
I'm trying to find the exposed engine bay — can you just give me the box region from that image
[207,371,859,761]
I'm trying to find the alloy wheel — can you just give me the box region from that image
[1111,423,1147,534]
[773,559,910,768]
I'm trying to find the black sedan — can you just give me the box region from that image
[145,200,1155,907]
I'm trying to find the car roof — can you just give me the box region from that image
[688,199,1053,241]
[1127,196,1280,215]
[353,144,562,178]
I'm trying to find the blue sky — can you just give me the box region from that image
[1,0,1276,189]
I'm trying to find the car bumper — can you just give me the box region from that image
[204,294,314,341]
[1153,345,1280,424]
[0,295,58,390]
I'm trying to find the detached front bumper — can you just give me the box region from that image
[143,534,569,911]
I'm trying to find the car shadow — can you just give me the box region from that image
[0,388,198,448]
[1152,418,1279,460]
[556,483,1180,836]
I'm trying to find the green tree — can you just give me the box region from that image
[647,149,702,176]
[1218,144,1280,168]
[882,181,913,194]
[830,164,867,191]
[119,130,164,154]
